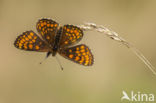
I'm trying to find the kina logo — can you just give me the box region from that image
[121,90,154,102]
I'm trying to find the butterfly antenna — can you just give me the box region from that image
[40,52,51,64]
[55,56,64,70]
[39,57,47,64]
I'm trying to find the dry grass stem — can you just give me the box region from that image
[78,22,156,76]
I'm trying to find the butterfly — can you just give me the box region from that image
[14,18,94,67]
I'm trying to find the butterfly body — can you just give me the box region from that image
[52,27,63,56]
[14,18,94,66]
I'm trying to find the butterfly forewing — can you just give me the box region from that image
[59,25,83,48]
[36,18,59,45]
[58,44,94,66]
[14,31,50,52]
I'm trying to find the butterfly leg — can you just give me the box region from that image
[39,52,51,64]
[46,52,51,58]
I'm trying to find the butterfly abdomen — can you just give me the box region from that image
[52,27,63,56]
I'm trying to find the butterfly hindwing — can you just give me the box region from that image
[58,44,94,66]
[36,18,59,45]
[14,31,50,52]
[59,25,83,47]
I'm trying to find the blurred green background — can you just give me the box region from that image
[0,0,156,103]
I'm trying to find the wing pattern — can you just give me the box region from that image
[14,31,50,52]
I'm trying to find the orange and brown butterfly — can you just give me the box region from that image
[14,18,94,66]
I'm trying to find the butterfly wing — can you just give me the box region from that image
[14,31,50,52]
[59,25,83,47]
[58,44,94,66]
[36,18,59,45]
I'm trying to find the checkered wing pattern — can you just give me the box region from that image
[36,18,59,45]
[59,25,83,47]
[58,44,94,66]
[14,31,50,52]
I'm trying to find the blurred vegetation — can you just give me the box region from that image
[0,0,156,103]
